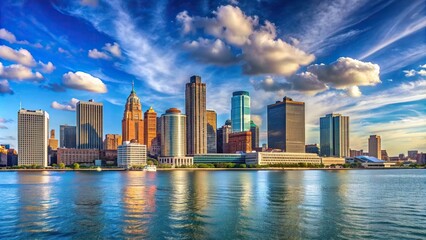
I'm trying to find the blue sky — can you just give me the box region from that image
[0,0,425,156]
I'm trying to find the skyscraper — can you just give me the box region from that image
[60,125,76,148]
[104,134,122,150]
[18,109,49,166]
[217,120,231,153]
[122,82,144,144]
[368,135,381,159]
[48,129,58,151]
[185,75,207,155]
[144,106,157,151]
[161,108,187,157]
[231,91,250,132]
[320,113,349,157]
[267,97,305,153]
[250,120,259,149]
[76,99,103,149]
[206,110,217,153]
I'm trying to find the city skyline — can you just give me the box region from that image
[0,0,425,155]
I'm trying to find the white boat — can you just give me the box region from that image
[143,165,157,172]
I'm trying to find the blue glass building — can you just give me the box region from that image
[320,113,349,157]
[231,91,250,133]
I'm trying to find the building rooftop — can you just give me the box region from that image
[166,108,182,114]
[233,91,249,96]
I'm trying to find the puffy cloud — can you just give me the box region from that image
[307,57,381,89]
[88,48,111,60]
[418,69,426,76]
[420,64,426,68]
[403,69,416,77]
[51,98,79,111]
[251,73,327,95]
[62,71,107,93]
[38,61,55,73]
[183,38,238,65]
[0,62,43,81]
[346,86,362,97]
[177,5,314,76]
[0,80,13,95]
[103,42,121,58]
[0,28,29,44]
[0,45,36,66]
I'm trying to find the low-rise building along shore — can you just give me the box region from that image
[245,152,321,165]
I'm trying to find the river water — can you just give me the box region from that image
[0,169,425,239]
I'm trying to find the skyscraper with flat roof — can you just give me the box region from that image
[206,110,217,153]
[320,113,349,157]
[144,106,157,152]
[60,125,76,148]
[18,109,49,166]
[231,91,250,133]
[185,75,207,155]
[250,120,259,149]
[368,135,381,159]
[76,99,103,149]
[161,108,186,157]
[267,97,305,153]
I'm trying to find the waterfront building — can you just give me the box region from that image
[18,109,49,167]
[381,150,389,161]
[350,149,364,157]
[231,91,250,132]
[144,107,157,151]
[117,141,147,169]
[185,75,207,155]
[207,110,217,153]
[228,131,252,153]
[321,157,345,167]
[57,148,99,166]
[346,156,394,168]
[305,144,320,154]
[48,129,58,151]
[7,149,18,166]
[60,125,76,148]
[193,153,246,164]
[417,153,426,165]
[267,97,305,153]
[408,150,418,159]
[159,108,192,167]
[76,100,103,149]
[320,113,349,157]
[245,152,321,165]
[217,120,232,153]
[100,149,118,164]
[250,120,259,150]
[368,135,381,159]
[0,146,7,166]
[122,82,144,144]
[104,134,122,150]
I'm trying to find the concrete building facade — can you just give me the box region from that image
[144,106,157,152]
[117,141,147,169]
[245,152,321,165]
[104,134,122,150]
[57,148,99,165]
[161,108,186,157]
[18,109,49,167]
[206,110,217,153]
[76,100,103,149]
[368,135,382,159]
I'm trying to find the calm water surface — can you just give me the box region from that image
[0,169,425,239]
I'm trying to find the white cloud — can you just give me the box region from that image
[177,5,314,76]
[418,69,426,77]
[51,98,80,111]
[103,42,121,58]
[251,114,262,127]
[420,64,426,68]
[0,62,43,81]
[0,45,36,66]
[0,28,29,44]
[183,38,238,65]
[38,61,55,73]
[404,69,417,77]
[62,71,107,93]
[88,48,111,60]
[346,86,362,97]
[0,80,13,95]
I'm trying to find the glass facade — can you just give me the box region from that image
[320,114,349,157]
[161,108,186,157]
[231,91,250,133]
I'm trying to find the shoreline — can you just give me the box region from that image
[0,167,422,172]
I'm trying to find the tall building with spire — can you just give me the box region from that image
[185,75,207,155]
[122,82,144,144]
[144,106,157,152]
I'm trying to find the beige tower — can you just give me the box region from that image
[122,82,144,144]
[185,75,207,155]
[48,129,58,150]
[368,135,382,159]
[206,110,217,153]
[76,99,103,149]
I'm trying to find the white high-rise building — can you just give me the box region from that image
[117,141,147,169]
[18,109,49,167]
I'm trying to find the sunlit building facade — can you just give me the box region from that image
[320,113,349,157]
[76,100,103,149]
[231,91,250,133]
[368,135,381,159]
[117,141,147,169]
[206,110,217,153]
[144,106,157,152]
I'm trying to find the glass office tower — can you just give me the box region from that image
[231,91,250,133]
[320,113,349,157]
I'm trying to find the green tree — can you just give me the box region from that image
[72,163,80,170]
[147,160,154,166]
[59,163,65,169]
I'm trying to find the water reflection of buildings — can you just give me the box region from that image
[121,172,157,236]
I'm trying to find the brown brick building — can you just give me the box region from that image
[57,148,100,165]
[228,131,252,153]
[104,134,122,150]
[122,83,144,144]
[144,107,157,151]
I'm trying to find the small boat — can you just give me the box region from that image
[143,165,157,172]
[96,167,102,172]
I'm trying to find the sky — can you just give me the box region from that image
[0,0,425,156]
